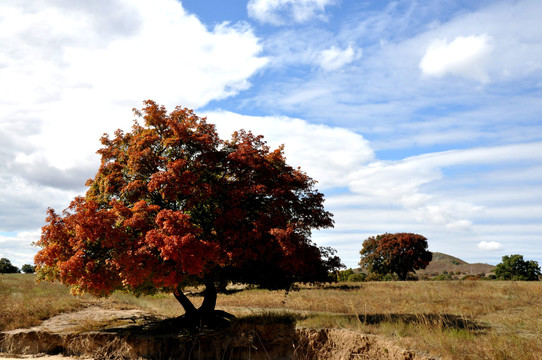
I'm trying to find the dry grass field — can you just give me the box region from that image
[1,274,541,359]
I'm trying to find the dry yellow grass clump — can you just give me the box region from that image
[1,275,541,359]
[0,274,92,331]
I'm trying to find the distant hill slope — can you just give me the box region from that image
[416,252,496,275]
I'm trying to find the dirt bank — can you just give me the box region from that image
[0,307,434,359]
[0,356,86,360]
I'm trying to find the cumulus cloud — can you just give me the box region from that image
[477,241,504,251]
[0,230,41,268]
[318,45,362,71]
[0,0,268,239]
[247,0,337,25]
[0,0,267,171]
[204,111,375,189]
[346,142,542,229]
[419,34,493,82]
[347,159,478,229]
[0,171,78,231]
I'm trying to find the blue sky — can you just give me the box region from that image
[0,0,541,268]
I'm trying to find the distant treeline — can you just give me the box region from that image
[0,258,35,274]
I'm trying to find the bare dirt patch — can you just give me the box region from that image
[1,307,435,359]
[0,356,88,360]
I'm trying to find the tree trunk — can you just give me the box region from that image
[173,282,233,328]
[199,280,217,315]
[173,288,198,317]
[173,281,217,318]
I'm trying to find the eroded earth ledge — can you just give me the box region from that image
[0,307,433,359]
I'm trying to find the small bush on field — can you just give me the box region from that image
[405,273,419,281]
[433,273,453,281]
[365,272,383,281]
[346,273,365,282]
[382,273,399,281]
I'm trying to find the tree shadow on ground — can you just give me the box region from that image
[305,313,487,332]
[311,283,363,291]
[99,311,299,338]
[99,311,237,337]
[83,313,298,359]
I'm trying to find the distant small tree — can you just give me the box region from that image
[337,268,354,282]
[21,264,36,274]
[359,233,432,281]
[0,258,20,274]
[495,255,541,281]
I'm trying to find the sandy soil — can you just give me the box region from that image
[0,356,86,359]
[31,307,160,334]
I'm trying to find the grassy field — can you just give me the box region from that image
[1,274,541,359]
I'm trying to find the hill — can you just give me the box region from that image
[416,252,496,276]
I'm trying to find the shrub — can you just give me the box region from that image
[433,273,453,281]
[337,268,355,282]
[365,272,384,281]
[382,273,398,281]
[346,273,366,282]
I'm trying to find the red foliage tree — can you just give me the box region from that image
[35,100,339,321]
[359,233,432,280]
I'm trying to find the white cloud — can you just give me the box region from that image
[206,113,541,240]
[348,159,442,200]
[0,172,79,231]
[318,45,362,71]
[419,34,493,82]
[346,142,542,229]
[0,0,268,240]
[247,0,337,25]
[0,0,267,172]
[477,241,504,251]
[347,156,479,229]
[0,230,41,268]
[204,111,375,189]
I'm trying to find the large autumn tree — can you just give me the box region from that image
[35,100,339,322]
[359,233,432,280]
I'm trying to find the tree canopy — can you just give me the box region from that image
[21,264,36,274]
[359,233,432,280]
[35,100,339,320]
[0,258,20,274]
[495,254,540,281]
